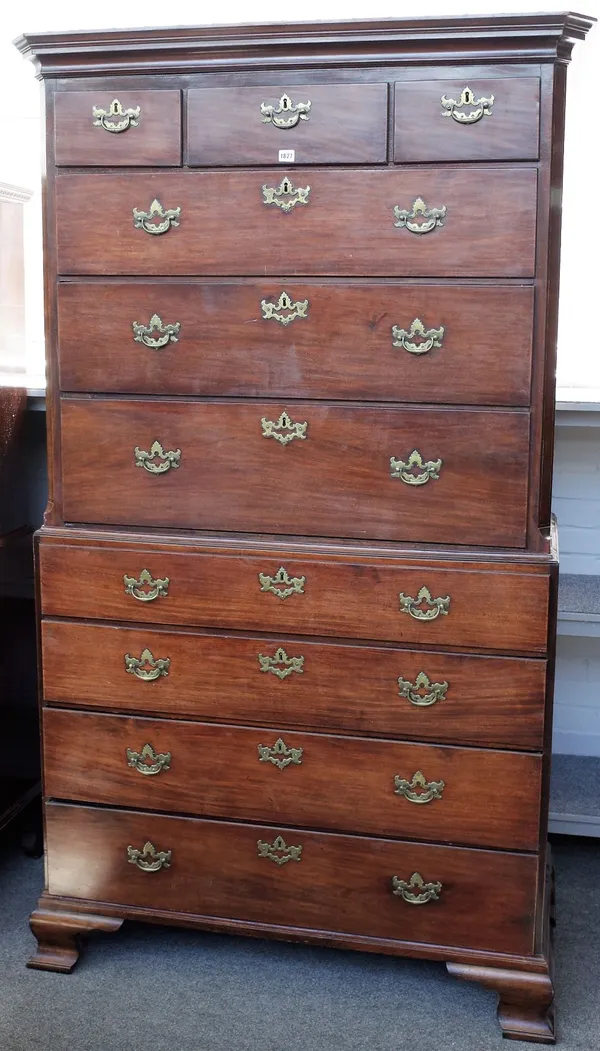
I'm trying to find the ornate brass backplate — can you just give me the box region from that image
[392,318,445,355]
[127,841,172,872]
[398,586,451,621]
[92,98,140,132]
[123,569,170,602]
[257,736,303,770]
[393,197,447,234]
[390,450,442,485]
[259,566,306,600]
[132,314,181,349]
[394,769,445,804]
[262,177,311,212]
[260,93,312,128]
[392,872,442,905]
[124,647,171,681]
[441,86,494,123]
[134,441,181,474]
[126,742,172,776]
[257,835,303,865]
[261,292,309,325]
[397,671,449,707]
[261,410,308,445]
[258,647,305,679]
[132,199,181,235]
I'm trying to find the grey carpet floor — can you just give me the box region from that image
[0,836,598,1051]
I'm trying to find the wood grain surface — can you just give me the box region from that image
[55,168,537,277]
[56,281,534,405]
[54,90,182,166]
[43,708,542,849]
[38,538,551,653]
[187,83,388,165]
[41,619,547,748]
[45,802,539,956]
[394,77,540,162]
[59,397,530,547]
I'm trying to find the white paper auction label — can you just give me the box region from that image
[278,150,296,163]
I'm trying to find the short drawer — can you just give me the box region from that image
[41,620,547,749]
[43,709,542,850]
[60,397,530,548]
[187,84,387,165]
[55,168,537,277]
[56,281,534,406]
[38,537,551,654]
[394,77,540,163]
[45,803,538,956]
[54,90,182,166]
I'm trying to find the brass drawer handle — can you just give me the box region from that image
[398,672,449,707]
[127,841,172,872]
[123,569,170,602]
[132,314,181,349]
[126,742,172,776]
[258,647,304,679]
[124,648,170,681]
[259,566,306,600]
[262,177,310,212]
[394,770,445,804]
[257,835,303,865]
[261,292,309,325]
[258,736,303,770]
[392,318,445,355]
[441,86,494,124]
[392,872,442,905]
[394,197,446,235]
[390,450,442,485]
[261,411,307,445]
[399,586,450,621]
[260,93,311,129]
[134,441,181,473]
[93,98,140,132]
[132,198,181,235]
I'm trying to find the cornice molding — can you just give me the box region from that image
[0,182,33,203]
[14,13,596,79]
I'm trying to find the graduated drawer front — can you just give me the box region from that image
[60,398,529,548]
[394,77,540,163]
[41,621,547,750]
[57,281,534,406]
[54,169,537,277]
[38,541,550,654]
[187,84,387,165]
[43,709,542,850]
[45,803,538,956]
[54,90,182,166]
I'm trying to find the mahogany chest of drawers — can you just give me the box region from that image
[17,12,594,1043]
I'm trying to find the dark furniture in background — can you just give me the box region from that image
[0,181,42,846]
[17,12,594,1043]
[0,389,41,848]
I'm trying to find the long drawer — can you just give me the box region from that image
[41,620,547,749]
[43,709,542,850]
[60,398,530,548]
[38,538,551,653]
[45,802,538,956]
[55,168,537,277]
[56,281,534,406]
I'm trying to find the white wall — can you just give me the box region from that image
[553,426,600,575]
[1,1,599,387]
[552,420,600,758]
[554,636,600,756]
